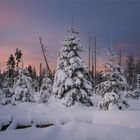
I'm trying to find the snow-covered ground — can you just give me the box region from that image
[0,99,140,140]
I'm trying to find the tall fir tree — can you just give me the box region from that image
[51,24,93,107]
[96,49,129,110]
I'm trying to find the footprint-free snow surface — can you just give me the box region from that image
[0,100,140,140]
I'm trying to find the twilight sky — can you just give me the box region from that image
[0,0,140,72]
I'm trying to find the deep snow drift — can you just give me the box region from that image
[0,99,140,140]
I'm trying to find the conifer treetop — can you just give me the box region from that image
[62,24,82,52]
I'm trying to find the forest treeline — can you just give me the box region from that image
[0,25,140,110]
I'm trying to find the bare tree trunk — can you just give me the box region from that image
[118,49,122,65]
[39,37,51,75]
[91,37,94,84]
[39,63,42,91]
[94,36,97,93]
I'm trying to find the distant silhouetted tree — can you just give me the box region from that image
[6,54,16,87]
[136,56,140,74]
[15,48,22,68]
[126,54,136,89]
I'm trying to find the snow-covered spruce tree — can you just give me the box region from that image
[40,71,53,103]
[27,65,38,92]
[1,88,14,105]
[96,49,129,110]
[12,68,35,104]
[51,24,93,107]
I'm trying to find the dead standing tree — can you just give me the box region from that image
[94,36,97,89]
[39,37,52,90]
[39,37,52,76]
[88,34,97,90]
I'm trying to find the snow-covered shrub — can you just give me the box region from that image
[1,88,14,105]
[0,90,4,105]
[126,89,140,99]
[40,72,53,103]
[12,68,35,104]
[51,25,93,107]
[98,91,129,110]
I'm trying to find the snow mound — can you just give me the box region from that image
[0,102,140,140]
